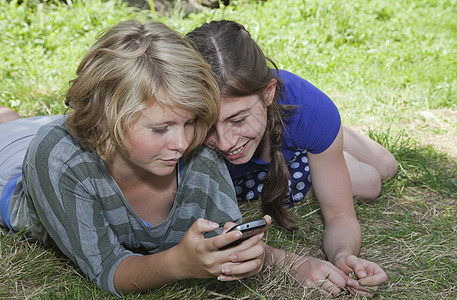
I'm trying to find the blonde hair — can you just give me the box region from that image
[65,20,219,161]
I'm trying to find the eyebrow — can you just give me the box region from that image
[148,121,174,127]
[143,113,196,126]
[149,118,194,126]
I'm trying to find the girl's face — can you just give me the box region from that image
[111,102,196,180]
[205,84,275,164]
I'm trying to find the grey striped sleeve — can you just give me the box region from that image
[21,120,242,296]
[22,121,133,296]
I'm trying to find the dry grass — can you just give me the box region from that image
[1,0,456,298]
[1,130,456,299]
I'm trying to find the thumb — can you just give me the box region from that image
[188,218,220,237]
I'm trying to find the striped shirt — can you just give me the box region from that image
[9,118,241,296]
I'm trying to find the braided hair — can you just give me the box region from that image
[187,20,297,230]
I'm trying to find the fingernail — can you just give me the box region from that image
[359,271,367,278]
[229,254,237,262]
[217,275,226,281]
[222,268,231,274]
[347,280,353,286]
[209,221,219,228]
[233,231,242,239]
[258,232,264,239]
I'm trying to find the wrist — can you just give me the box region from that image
[264,244,287,267]
[330,249,354,265]
[162,244,188,281]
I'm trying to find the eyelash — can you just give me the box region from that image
[231,116,247,125]
[186,118,197,126]
[152,118,196,135]
[152,127,168,134]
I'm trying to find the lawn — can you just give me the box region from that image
[1,0,456,299]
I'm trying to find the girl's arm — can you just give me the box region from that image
[308,126,361,263]
[264,126,386,296]
[308,126,387,293]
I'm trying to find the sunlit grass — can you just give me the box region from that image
[1,0,456,298]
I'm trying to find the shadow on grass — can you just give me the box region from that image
[2,129,456,299]
[369,128,457,199]
[357,129,457,299]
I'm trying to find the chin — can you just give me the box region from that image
[149,166,176,176]
[226,155,251,165]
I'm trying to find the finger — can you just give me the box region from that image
[217,262,254,281]
[345,256,368,279]
[363,262,388,284]
[221,231,264,255]
[326,271,348,291]
[312,278,344,296]
[263,215,272,228]
[352,275,383,294]
[358,276,379,287]
[335,254,364,276]
[227,236,264,262]
[353,259,387,287]
[301,265,346,292]
[190,218,220,236]
[370,271,388,285]
[220,257,263,279]
[347,286,376,298]
[221,221,238,234]
[325,260,353,283]
[348,277,379,296]
[218,269,258,282]
[213,229,243,250]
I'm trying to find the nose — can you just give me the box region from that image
[171,128,190,153]
[205,125,236,153]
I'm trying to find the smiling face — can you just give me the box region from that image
[204,80,276,164]
[108,102,196,181]
[204,94,270,164]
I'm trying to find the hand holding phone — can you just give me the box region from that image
[219,219,267,250]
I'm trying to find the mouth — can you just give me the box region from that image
[162,157,180,165]
[225,141,249,160]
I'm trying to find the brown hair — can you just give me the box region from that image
[187,20,297,231]
[65,20,219,161]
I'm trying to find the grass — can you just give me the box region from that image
[1,0,456,298]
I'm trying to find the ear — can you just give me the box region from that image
[264,79,277,106]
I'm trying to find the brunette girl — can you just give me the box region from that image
[187,20,395,296]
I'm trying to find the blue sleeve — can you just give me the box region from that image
[278,70,341,155]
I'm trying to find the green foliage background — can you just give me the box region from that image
[1,0,456,299]
[1,0,456,119]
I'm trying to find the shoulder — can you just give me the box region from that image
[28,117,94,162]
[184,146,230,180]
[24,117,101,184]
[277,70,341,155]
[186,145,223,170]
[183,145,234,189]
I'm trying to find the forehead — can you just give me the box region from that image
[139,102,194,123]
[219,94,263,119]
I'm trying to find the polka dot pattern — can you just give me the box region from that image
[233,149,312,206]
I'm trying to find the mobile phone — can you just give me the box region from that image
[219,219,267,250]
